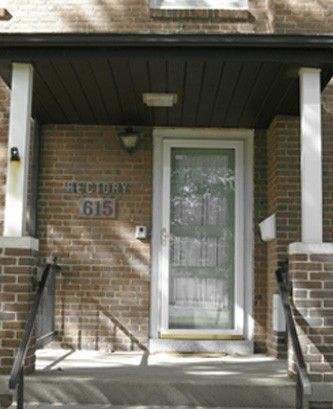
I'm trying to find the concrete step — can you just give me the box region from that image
[11,351,296,409]
[21,376,295,408]
[9,406,291,409]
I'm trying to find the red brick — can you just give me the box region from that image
[0,257,16,265]
[4,248,32,256]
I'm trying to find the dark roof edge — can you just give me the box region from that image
[0,33,333,48]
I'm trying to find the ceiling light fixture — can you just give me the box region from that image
[142,93,178,107]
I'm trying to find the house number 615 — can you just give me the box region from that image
[79,198,116,219]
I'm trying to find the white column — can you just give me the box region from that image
[299,68,322,243]
[4,63,34,237]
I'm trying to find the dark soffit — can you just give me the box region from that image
[0,34,333,128]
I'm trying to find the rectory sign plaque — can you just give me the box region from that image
[65,181,130,195]
[65,181,130,219]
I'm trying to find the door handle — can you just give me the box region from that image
[161,228,168,246]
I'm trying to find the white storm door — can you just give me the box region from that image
[160,139,244,335]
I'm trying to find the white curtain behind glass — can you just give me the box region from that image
[169,148,235,330]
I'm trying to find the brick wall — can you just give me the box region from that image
[266,118,282,357]
[37,125,151,351]
[266,116,301,358]
[0,0,333,35]
[0,395,11,409]
[0,0,271,34]
[273,0,333,34]
[0,246,38,374]
[253,130,268,352]
[35,125,270,353]
[289,251,333,382]
[265,105,333,360]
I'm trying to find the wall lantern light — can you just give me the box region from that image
[118,127,141,154]
[10,147,20,161]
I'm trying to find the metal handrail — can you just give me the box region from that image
[8,262,55,409]
[276,265,312,409]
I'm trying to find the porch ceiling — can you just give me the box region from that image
[1,34,333,129]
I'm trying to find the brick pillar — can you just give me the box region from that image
[289,243,333,383]
[0,239,39,375]
[253,130,268,353]
[266,116,301,358]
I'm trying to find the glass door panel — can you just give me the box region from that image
[168,148,235,330]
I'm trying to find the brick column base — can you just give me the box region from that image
[0,394,12,409]
[289,242,333,382]
[0,238,39,375]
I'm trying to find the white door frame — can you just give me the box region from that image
[150,128,254,341]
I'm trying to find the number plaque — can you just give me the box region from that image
[79,198,116,219]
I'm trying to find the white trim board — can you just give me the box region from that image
[150,128,254,346]
[0,236,39,250]
[150,0,248,10]
[4,63,34,237]
[153,128,253,139]
[289,242,333,255]
[149,339,253,354]
[299,68,323,243]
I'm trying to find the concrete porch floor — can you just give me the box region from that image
[3,349,298,408]
[2,348,329,409]
[35,348,293,387]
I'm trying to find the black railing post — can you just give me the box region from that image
[296,370,302,409]
[276,267,312,409]
[17,366,24,409]
[8,261,60,409]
